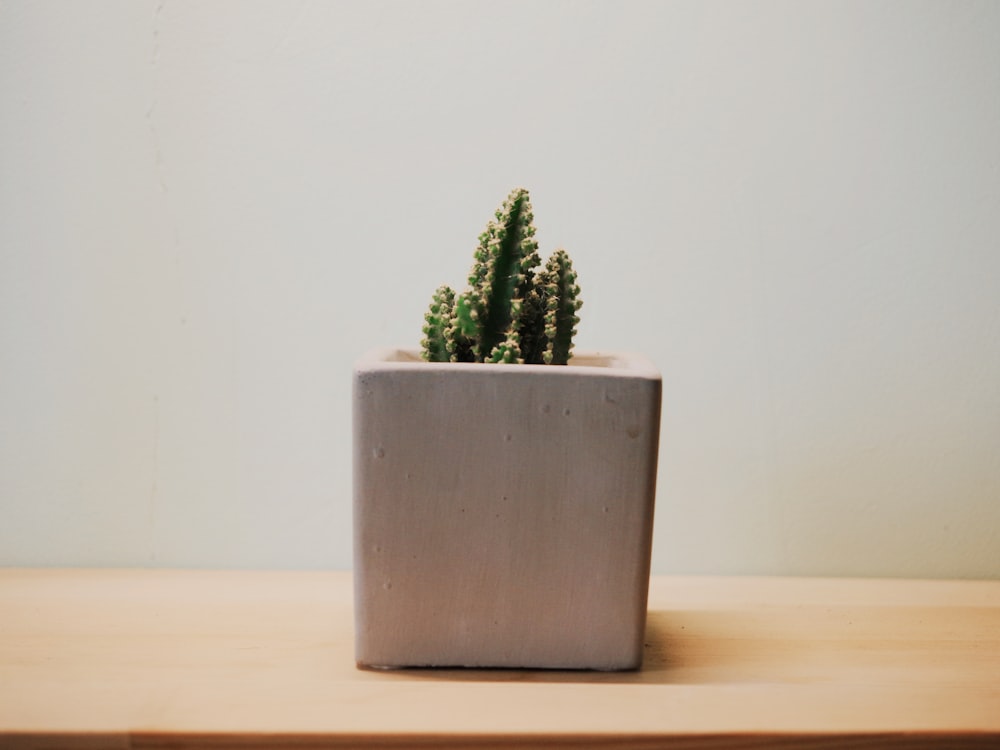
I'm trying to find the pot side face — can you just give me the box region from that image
[353,349,661,670]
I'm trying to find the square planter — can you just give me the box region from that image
[352,348,661,670]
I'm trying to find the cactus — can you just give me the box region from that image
[420,188,582,365]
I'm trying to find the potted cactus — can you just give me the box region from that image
[353,188,661,670]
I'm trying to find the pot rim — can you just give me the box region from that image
[355,348,660,380]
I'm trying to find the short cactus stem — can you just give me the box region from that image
[448,293,478,362]
[421,285,456,363]
[487,331,522,364]
[541,249,582,365]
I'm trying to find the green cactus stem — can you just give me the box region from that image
[448,292,477,362]
[516,285,547,365]
[487,330,522,364]
[468,188,540,361]
[541,249,582,365]
[421,285,456,362]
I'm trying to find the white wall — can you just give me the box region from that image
[2,1,998,576]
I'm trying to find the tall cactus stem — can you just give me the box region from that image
[468,188,539,361]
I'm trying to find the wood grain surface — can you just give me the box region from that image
[1,570,998,748]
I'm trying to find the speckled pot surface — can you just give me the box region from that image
[353,349,661,670]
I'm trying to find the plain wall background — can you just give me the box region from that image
[2,0,998,576]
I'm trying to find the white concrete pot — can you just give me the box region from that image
[352,348,661,670]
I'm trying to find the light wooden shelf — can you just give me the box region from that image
[1,569,998,748]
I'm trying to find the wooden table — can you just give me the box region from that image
[1,570,998,748]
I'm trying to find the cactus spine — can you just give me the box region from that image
[420,188,582,365]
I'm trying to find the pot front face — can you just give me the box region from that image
[353,349,661,670]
